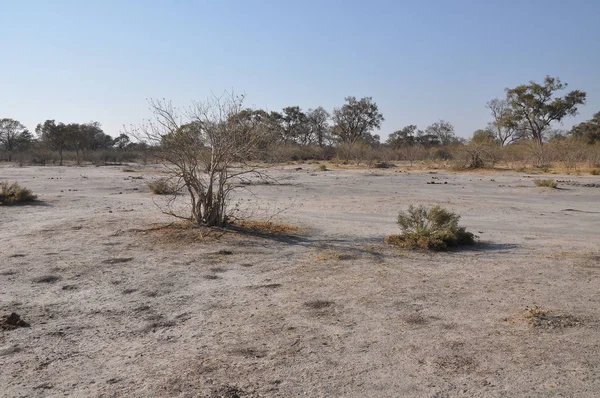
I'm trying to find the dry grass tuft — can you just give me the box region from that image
[533,179,558,188]
[314,248,355,261]
[230,219,299,235]
[141,222,224,246]
[148,178,179,195]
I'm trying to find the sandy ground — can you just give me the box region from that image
[1,163,600,397]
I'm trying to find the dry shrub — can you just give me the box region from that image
[533,179,558,188]
[590,169,600,176]
[317,164,327,171]
[0,181,37,205]
[148,178,179,195]
[385,205,475,251]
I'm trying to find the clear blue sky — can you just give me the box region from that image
[2,0,599,139]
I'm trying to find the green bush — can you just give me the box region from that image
[533,179,558,188]
[385,205,475,251]
[148,178,179,195]
[0,182,37,205]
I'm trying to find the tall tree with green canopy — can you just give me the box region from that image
[501,76,586,146]
[331,96,384,145]
[36,120,70,165]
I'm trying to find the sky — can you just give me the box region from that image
[2,0,599,140]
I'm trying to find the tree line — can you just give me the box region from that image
[1,75,598,166]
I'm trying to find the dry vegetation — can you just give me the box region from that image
[385,205,475,251]
[533,178,558,188]
[0,181,37,205]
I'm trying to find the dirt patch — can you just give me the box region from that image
[247,283,281,289]
[304,300,334,310]
[211,385,254,398]
[524,306,583,329]
[32,275,61,284]
[102,257,134,265]
[434,355,477,373]
[1,313,30,330]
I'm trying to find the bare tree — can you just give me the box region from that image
[132,92,269,227]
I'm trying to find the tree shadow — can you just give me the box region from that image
[1,200,52,207]
[455,242,520,252]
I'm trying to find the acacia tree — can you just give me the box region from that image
[501,76,586,146]
[134,92,268,227]
[0,118,30,161]
[331,96,384,145]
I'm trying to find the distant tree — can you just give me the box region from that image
[88,128,114,150]
[0,118,30,161]
[36,120,70,165]
[415,130,441,147]
[113,133,131,150]
[280,106,310,145]
[425,120,456,145]
[71,122,105,164]
[331,96,384,145]
[387,125,420,148]
[470,128,497,145]
[306,107,330,147]
[501,76,586,146]
[570,111,600,144]
[486,98,523,145]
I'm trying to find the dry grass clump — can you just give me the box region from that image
[385,205,475,251]
[533,179,558,188]
[230,219,299,235]
[314,248,355,261]
[148,178,179,195]
[590,169,600,176]
[0,181,37,205]
[524,305,581,329]
[317,164,328,171]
